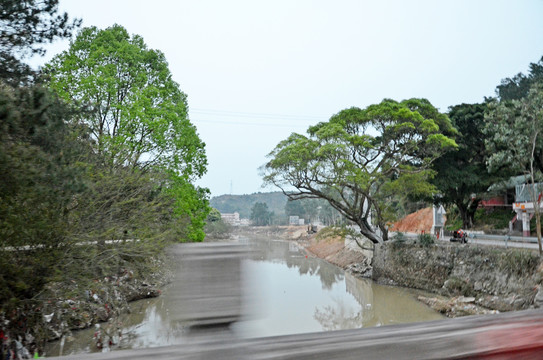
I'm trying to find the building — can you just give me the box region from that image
[221,212,240,225]
[220,212,250,226]
[512,182,543,237]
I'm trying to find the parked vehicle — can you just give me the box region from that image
[450,229,468,243]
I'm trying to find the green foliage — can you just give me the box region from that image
[497,249,540,277]
[45,24,209,242]
[315,226,357,241]
[417,233,435,247]
[485,79,543,252]
[0,0,80,84]
[204,217,232,239]
[431,102,498,229]
[444,207,463,231]
[485,83,543,176]
[167,178,209,242]
[473,208,515,229]
[250,202,273,226]
[444,277,474,297]
[0,84,81,247]
[391,232,408,243]
[0,84,80,304]
[210,191,287,218]
[264,98,457,243]
[286,197,346,226]
[285,198,306,218]
[207,208,222,222]
[496,56,543,101]
[45,24,207,179]
[0,16,209,345]
[445,207,514,231]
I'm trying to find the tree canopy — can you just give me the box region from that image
[45,24,209,241]
[264,98,457,243]
[431,102,495,228]
[0,17,211,346]
[485,82,543,253]
[496,56,543,101]
[45,24,206,179]
[0,0,80,83]
[250,202,273,226]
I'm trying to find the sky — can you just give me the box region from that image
[32,0,543,197]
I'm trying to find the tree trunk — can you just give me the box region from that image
[536,210,542,256]
[528,130,541,256]
[466,198,480,229]
[457,203,470,229]
[355,219,383,244]
[457,199,478,229]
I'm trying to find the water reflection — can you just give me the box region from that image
[247,236,344,290]
[45,236,443,356]
[236,237,443,337]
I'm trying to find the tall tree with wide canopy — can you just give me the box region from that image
[485,83,543,254]
[264,98,457,244]
[45,24,207,179]
[45,25,209,241]
[431,102,494,229]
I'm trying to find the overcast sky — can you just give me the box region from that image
[34,0,543,197]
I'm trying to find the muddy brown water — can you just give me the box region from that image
[45,236,443,356]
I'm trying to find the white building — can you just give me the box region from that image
[221,212,240,225]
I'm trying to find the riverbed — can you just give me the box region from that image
[45,236,443,356]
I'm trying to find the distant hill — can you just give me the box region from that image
[210,191,287,219]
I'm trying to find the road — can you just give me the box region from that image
[398,232,541,250]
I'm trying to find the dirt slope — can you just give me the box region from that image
[391,207,433,234]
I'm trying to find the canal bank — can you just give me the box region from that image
[241,226,543,318]
[43,234,444,356]
[0,254,170,358]
[373,240,543,315]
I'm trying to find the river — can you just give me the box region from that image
[45,236,443,356]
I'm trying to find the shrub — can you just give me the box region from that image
[418,233,434,247]
[444,276,474,296]
[497,249,540,277]
[316,226,357,241]
[204,219,232,239]
[392,232,407,243]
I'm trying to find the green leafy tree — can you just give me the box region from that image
[45,24,209,241]
[264,98,457,244]
[0,4,199,347]
[45,25,206,178]
[204,208,232,238]
[0,83,86,303]
[285,198,306,218]
[207,208,222,222]
[485,83,543,254]
[250,202,272,226]
[0,0,80,83]
[496,56,543,101]
[431,102,495,228]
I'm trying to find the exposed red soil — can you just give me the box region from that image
[304,235,365,268]
[391,207,434,234]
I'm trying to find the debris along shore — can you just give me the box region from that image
[0,254,171,358]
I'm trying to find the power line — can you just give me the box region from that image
[190,108,327,122]
[191,118,313,128]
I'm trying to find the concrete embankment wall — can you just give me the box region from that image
[372,242,543,312]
